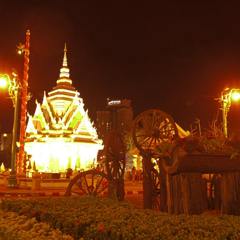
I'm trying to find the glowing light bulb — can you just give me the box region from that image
[231,91,240,102]
[17,49,23,55]
[0,76,8,89]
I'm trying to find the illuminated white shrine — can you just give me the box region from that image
[25,45,103,172]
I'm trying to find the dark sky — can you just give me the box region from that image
[1,1,240,132]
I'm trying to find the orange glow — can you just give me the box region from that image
[25,45,103,173]
[231,91,240,102]
[25,140,101,172]
[0,76,8,89]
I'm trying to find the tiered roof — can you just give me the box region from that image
[26,45,101,145]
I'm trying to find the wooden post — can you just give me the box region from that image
[166,173,173,213]
[142,155,153,209]
[221,172,240,215]
[159,165,168,212]
[173,174,184,214]
[181,173,207,214]
[168,173,207,214]
[213,174,221,210]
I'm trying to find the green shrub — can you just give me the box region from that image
[0,210,73,240]
[2,196,240,240]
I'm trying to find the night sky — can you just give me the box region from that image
[1,1,240,132]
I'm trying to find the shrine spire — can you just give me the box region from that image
[63,43,68,67]
[57,43,72,84]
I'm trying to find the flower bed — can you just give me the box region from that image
[2,196,240,240]
[0,210,73,240]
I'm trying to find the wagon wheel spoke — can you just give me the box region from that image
[151,111,157,127]
[135,133,149,138]
[76,179,88,195]
[95,183,108,195]
[142,116,153,135]
[148,137,154,149]
[155,114,167,127]
[82,174,91,194]
[91,173,94,192]
[138,136,151,145]
[153,116,163,129]
[159,122,175,131]
[86,173,96,194]
[76,179,82,188]
[160,127,175,137]
[158,121,169,131]
[93,175,104,194]
[159,124,174,133]
[71,190,84,195]
[94,176,108,195]
[136,136,150,146]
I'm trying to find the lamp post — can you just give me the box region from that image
[220,88,240,138]
[0,73,20,187]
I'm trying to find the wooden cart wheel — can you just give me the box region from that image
[132,109,178,210]
[65,169,108,196]
[133,109,178,156]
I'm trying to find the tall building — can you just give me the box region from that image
[96,99,133,139]
[0,133,11,168]
[96,99,134,169]
[0,133,11,151]
[25,45,103,172]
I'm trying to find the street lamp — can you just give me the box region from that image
[220,88,240,138]
[0,73,20,187]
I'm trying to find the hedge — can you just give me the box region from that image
[0,210,73,240]
[2,196,240,240]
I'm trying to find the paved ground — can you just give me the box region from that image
[0,180,144,208]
